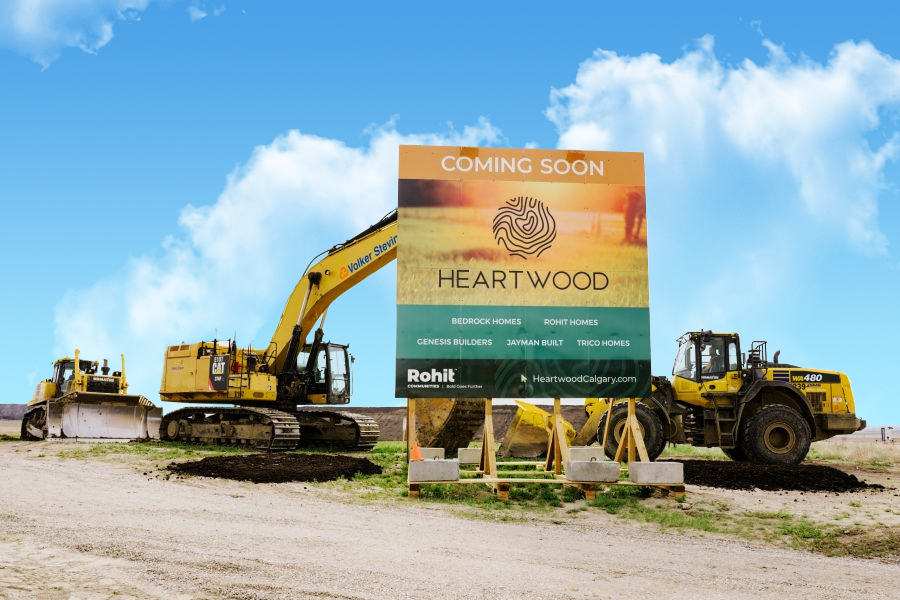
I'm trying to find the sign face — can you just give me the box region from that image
[209,355,230,392]
[395,146,650,398]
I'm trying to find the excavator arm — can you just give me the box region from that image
[266,209,398,375]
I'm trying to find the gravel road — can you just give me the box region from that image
[1,439,898,600]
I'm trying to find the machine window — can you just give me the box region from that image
[673,339,697,380]
[701,338,726,375]
[727,341,739,371]
[329,347,350,396]
[59,362,75,383]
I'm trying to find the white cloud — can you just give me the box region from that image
[54,119,503,404]
[187,5,206,21]
[0,0,152,68]
[545,36,900,384]
[187,2,226,22]
[547,36,900,255]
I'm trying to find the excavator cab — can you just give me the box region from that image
[299,342,352,404]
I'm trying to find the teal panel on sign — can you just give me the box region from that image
[397,305,649,360]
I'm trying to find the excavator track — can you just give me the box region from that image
[159,407,301,450]
[159,407,380,451]
[294,409,380,451]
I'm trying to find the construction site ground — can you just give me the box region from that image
[1,419,899,599]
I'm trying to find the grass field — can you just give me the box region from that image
[398,207,649,307]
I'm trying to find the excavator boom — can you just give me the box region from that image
[267,210,398,375]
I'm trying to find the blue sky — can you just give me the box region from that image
[1,1,898,427]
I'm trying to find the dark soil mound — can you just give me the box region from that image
[668,459,885,492]
[167,453,382,484]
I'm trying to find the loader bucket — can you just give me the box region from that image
[498,400,577,458]
[414,398,486,457]
[45,393,162,441]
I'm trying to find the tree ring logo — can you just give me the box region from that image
[492,196,557,259]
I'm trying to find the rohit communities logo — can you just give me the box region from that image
[407,368,456,383]
[492,196,557,259]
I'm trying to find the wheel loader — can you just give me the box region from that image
[500,331,865,465]
[21,350,161,441]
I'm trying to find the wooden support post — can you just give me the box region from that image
[613,398,650,463]
[629,401,650,462]
[600,398,615,450]
[406,398,416,463]
[479,399,497,478]
[658,485,686,501]
[544,398,570,474]
[580,484,597,501]
[496,482,510,501]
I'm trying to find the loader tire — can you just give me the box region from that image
[741,405,810,465]
[721,446,749,461]
[597,402,666,462]
[721,426,749,461]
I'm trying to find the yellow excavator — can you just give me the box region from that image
[501,331,865,465]
[158,210,484,451]
[21,350,161,441]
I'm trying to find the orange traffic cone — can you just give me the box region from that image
[409,440,424,462]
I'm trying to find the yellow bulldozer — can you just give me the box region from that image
[500,331,865,465]
[21,350,161,441]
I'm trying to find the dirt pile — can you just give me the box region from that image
[671,459,886,492]
[166,453,382,484]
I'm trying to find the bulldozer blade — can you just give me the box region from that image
[46,398,161,441]
[498,400,577,458]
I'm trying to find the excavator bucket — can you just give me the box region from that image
[572,398,609,446]
[43,393,162,441]
[414,398,486,458]
[498,400,577,458]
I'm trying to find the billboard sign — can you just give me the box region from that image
[395,146,649,399]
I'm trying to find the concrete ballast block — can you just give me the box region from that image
[408,459,460,483]
[628,462,684,484]
[457,447,481,465]
[568,447,607,462]
[566,460,620,482]
[419,447,445,460]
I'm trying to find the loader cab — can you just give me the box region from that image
[299,342,352,404]
[672,332,742,405]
